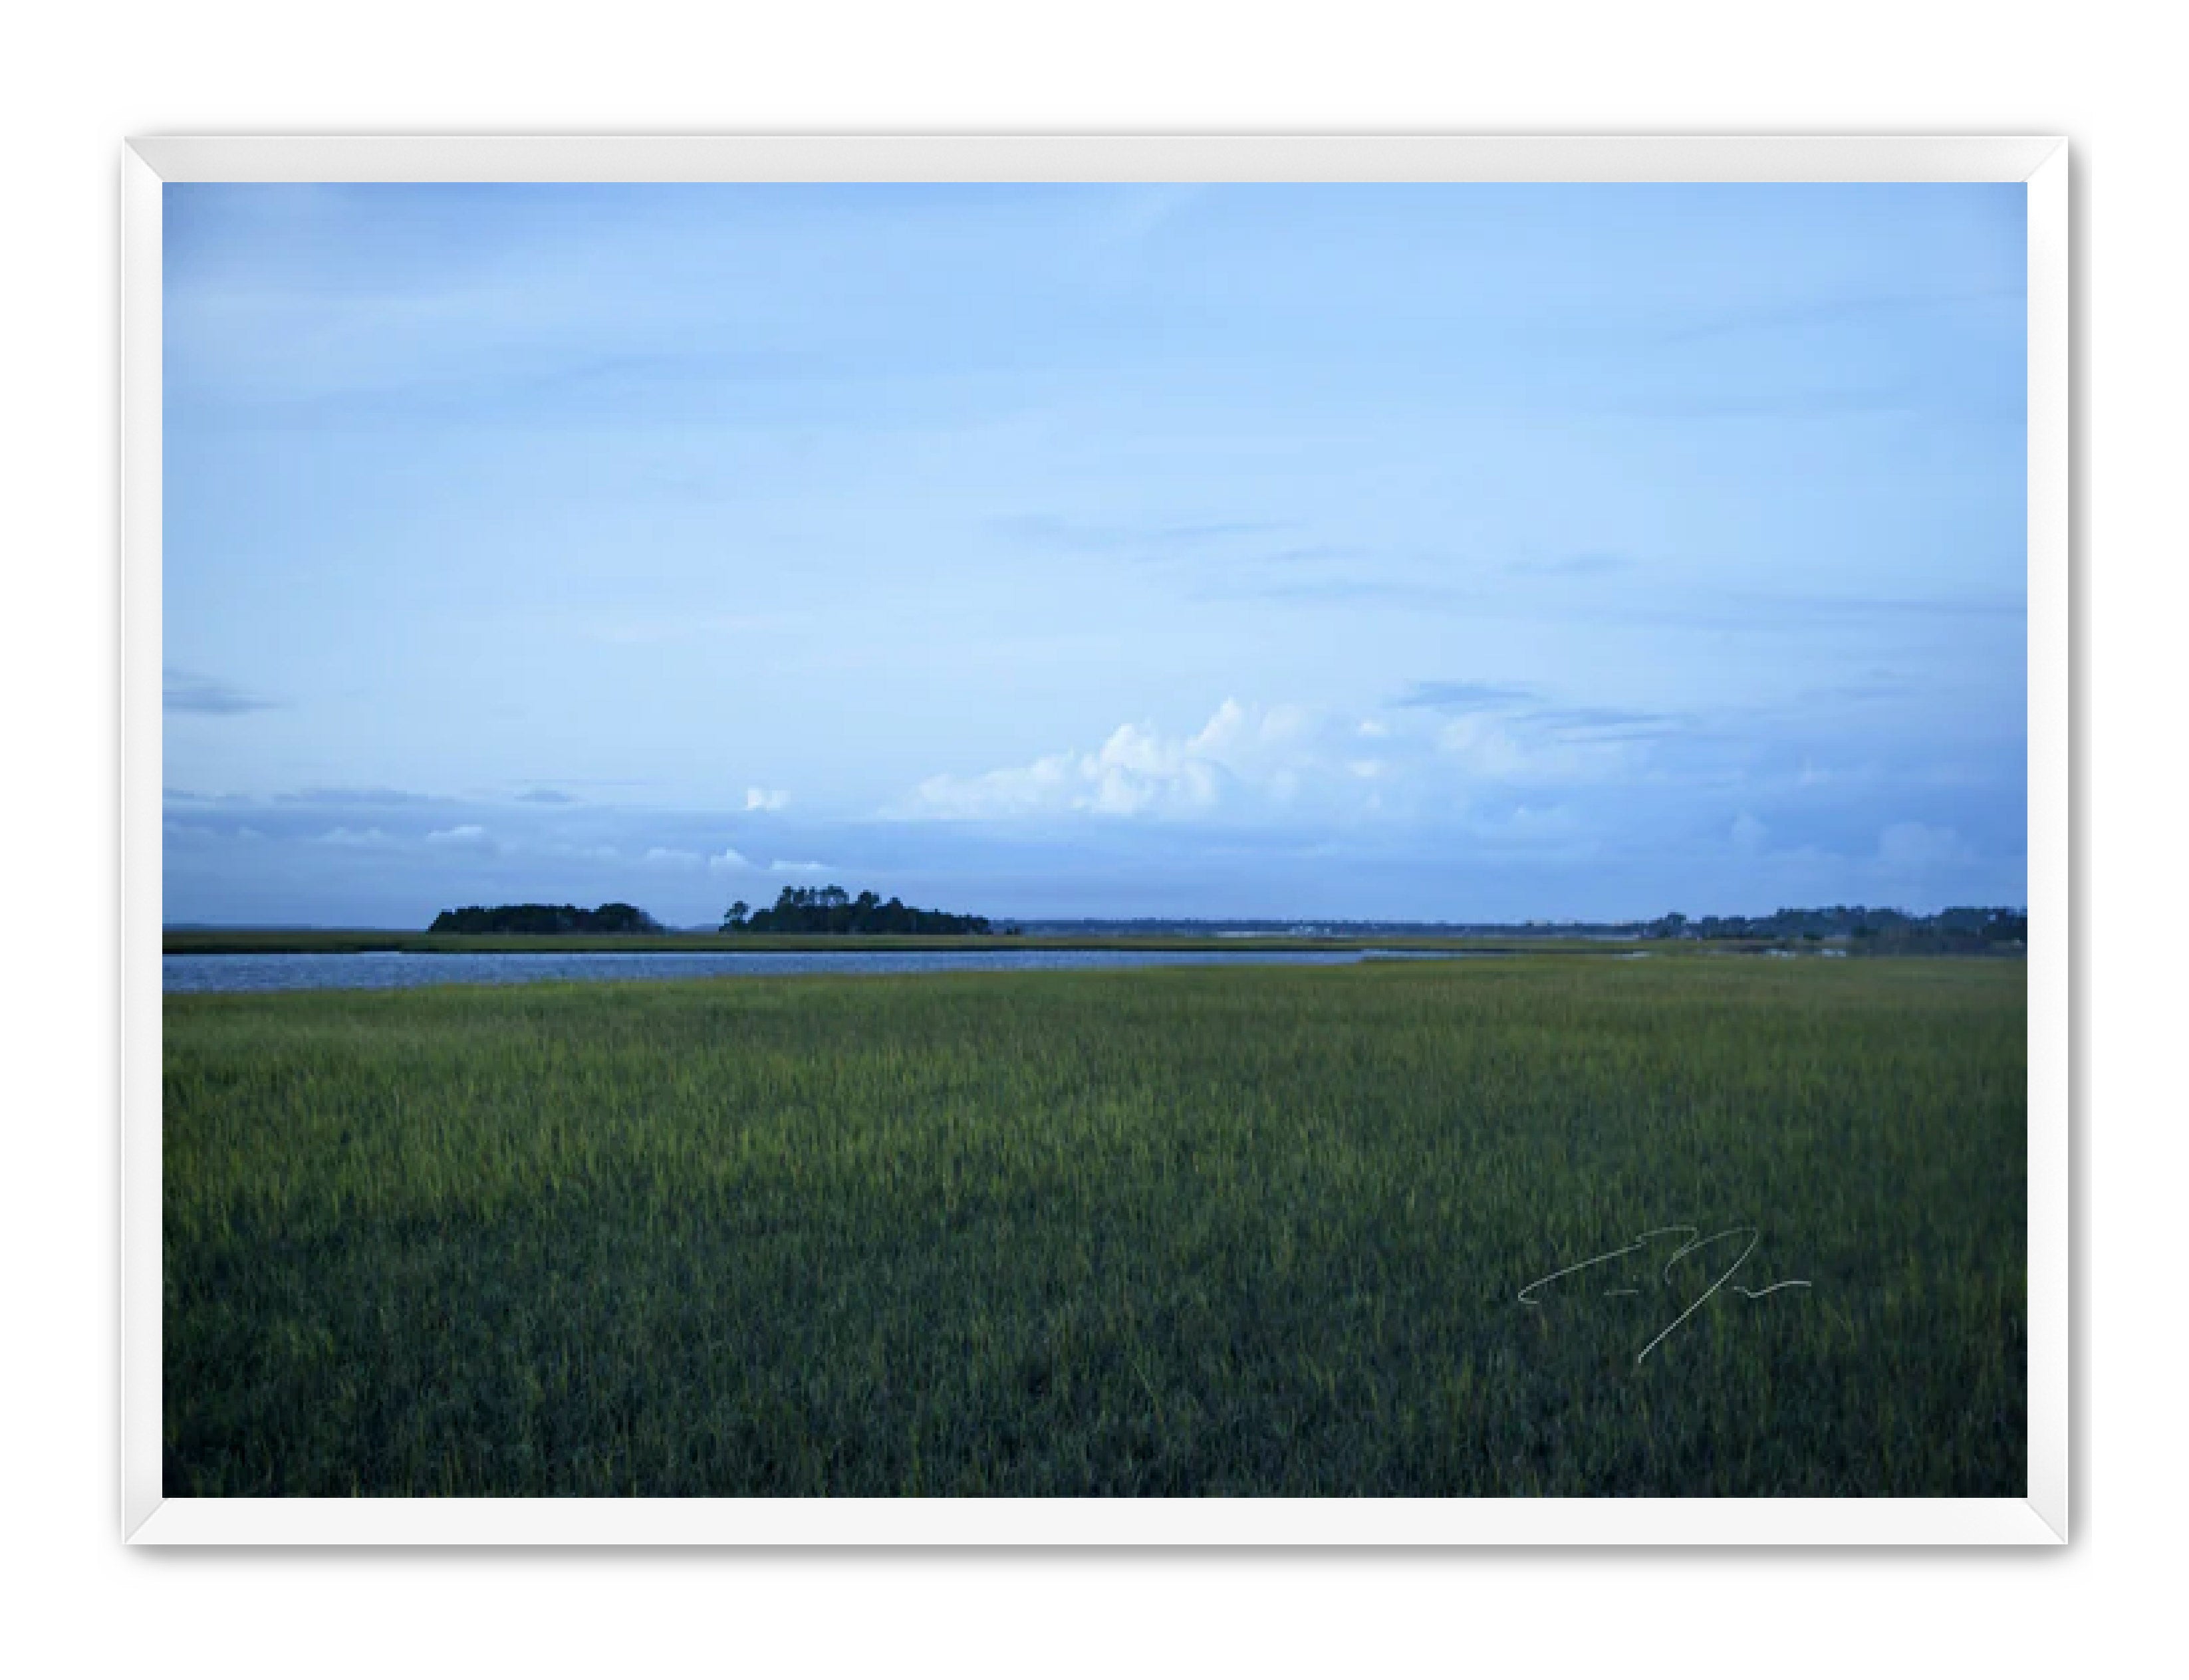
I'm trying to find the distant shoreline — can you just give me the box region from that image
[163,928,1624,957]
[160,927,2025,959]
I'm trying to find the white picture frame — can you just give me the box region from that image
[122,132,2071,1546]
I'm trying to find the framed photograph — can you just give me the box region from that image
[122,134,2069,1544]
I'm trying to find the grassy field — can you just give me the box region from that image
[163,957,2026,1497]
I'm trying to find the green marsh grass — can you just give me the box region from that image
[163,957,2025,1497]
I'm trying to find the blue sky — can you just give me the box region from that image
[163,182,2027,926]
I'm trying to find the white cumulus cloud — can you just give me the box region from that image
[894,691,1654,828]
[900,699,1351,822]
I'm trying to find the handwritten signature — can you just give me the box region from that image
[1517,1225,1811,1364]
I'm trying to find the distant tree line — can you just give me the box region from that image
[1644,905,2027,952]
[721,886,1000,935]
[428,902,663,935]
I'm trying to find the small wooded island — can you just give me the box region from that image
[422,888,1000,937]
[723,885,997,935]
[429,902,664,935]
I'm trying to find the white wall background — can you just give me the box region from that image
[3,3,2170,1674]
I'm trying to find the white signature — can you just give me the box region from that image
[1517,1225,1811,1365]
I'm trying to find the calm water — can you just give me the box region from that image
[161,947,1477,995]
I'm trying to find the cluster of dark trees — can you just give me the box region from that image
[1644,905,2027,951]
[428,902,663,935]
[721,886,1000,935]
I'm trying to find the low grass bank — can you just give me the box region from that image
[163,957,2025,1497]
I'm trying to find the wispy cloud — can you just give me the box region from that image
[642,846,703,868]
[1507,552,1632,578]
[1236,577,1471,612]
[164,667,277,716]
[1433,714,1639,786]
[309,826,392,848]
[1525,705,1680,743]
[769,859,831,874]
[1749,591,2025,622]
[1085,183,1212,253]
[581,612,799,647]
[1601,386,1915,423]
[277,786,446,806]
[1795,669,1917,705]
[993,514,1293,554]
[743,787,790,812]
[1659,288,2025,346]
[1392,682,1680,779]
[1392,680,1539,712]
